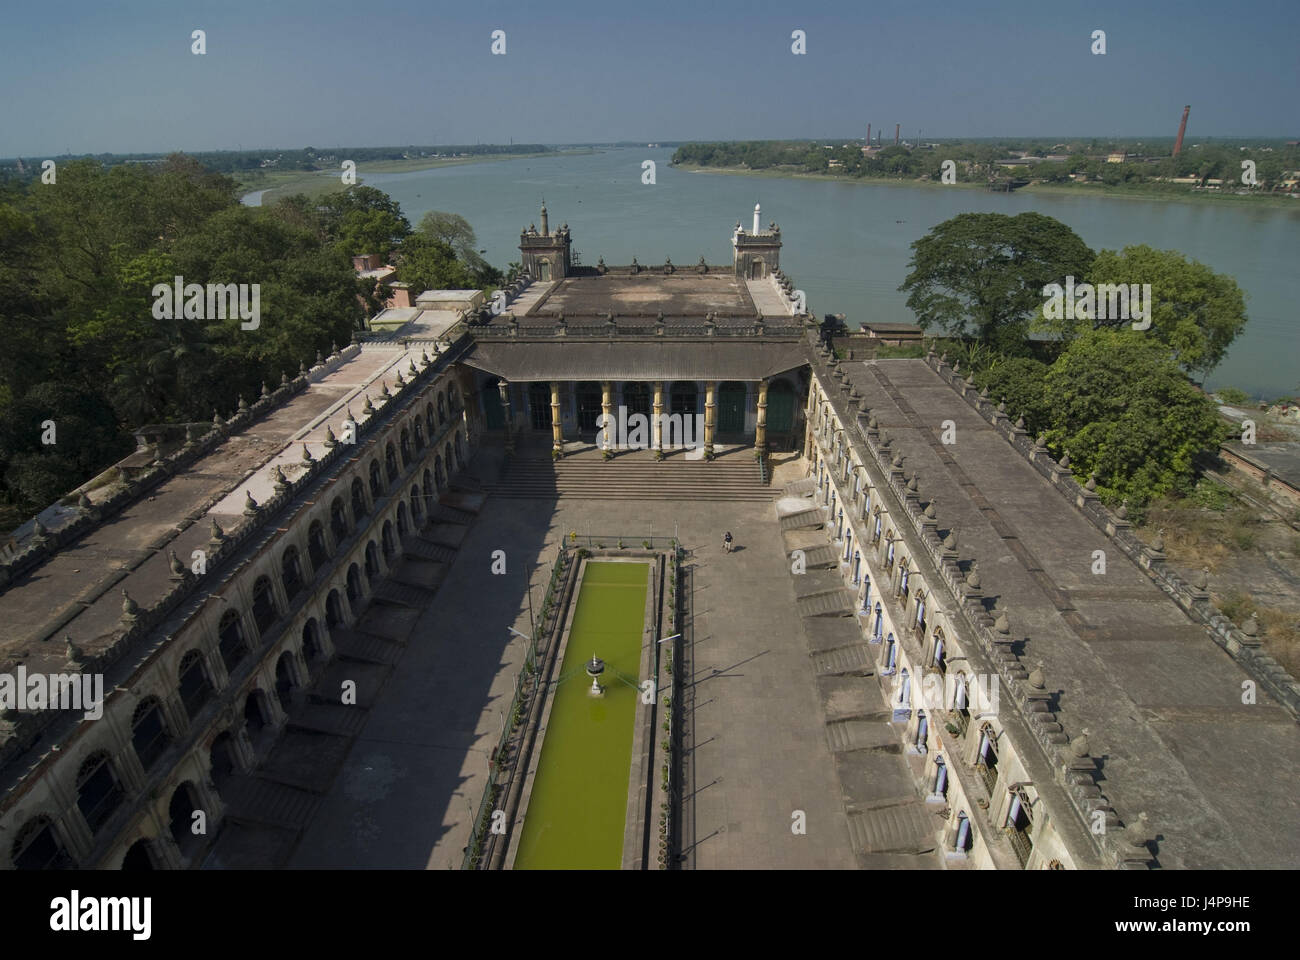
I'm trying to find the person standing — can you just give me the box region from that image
[723,531,733,553]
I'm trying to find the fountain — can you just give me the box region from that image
[585,654,606,697]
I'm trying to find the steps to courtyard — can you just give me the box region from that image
[487,446,773,501]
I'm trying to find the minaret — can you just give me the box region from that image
[540,201,549,237]
[752,203,761,234]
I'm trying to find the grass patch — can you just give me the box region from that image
[1211,590,1300,678]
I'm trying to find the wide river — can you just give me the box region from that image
[247,148,1298,398]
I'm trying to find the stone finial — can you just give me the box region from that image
[1151,530,1165,553]
[953,360,960,374]
[185,423,199,444]
[243,490,259,516]
[168,549,186,579]
[906,473,919,493]
[1014,414,1025,430]
[380,381,391,398]
[324,425,338,448]
[891,452,904,469]
[997,397,1006,413]
[1035,434,1047,449]
[1085,471,1097,492]
[924,500,937,520]
[1241,615,1259,637]
[237,394,250,413]
[395,369,406,387]
[121,588,140,620]
[362,395,375,415]
[994,611,1011,635]
[1028,662,1045,690]
[965,563,981,590]
[868,416,878,430]
[408,359,418,376]
[1126,812,1151,849]
[302,443,314,463]
[345,406,355,423]
[421,349,430,365]
[1117,499,1129,520]
[213,410,223,427]
[1069,731,1090,759]
[1059,450,1071,469]
[280,371,290,387]
[209,518,225,544]
[332,341,340,356]
[272,465,288,489]
[260,381,270,399]
[299,360,308,377]
[67,637,85,664]
[78,491,93,511]
[943,529,957,550]
[1193,567,1209,591]
[978,384,989,400]
[316,349,324,365]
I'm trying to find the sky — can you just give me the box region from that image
[1,0,1295,157]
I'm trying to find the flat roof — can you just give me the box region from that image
[527,273,757,319]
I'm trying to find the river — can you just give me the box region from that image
[245,147,1299,398]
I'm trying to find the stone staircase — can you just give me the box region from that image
[812,643,874,677]
[219,774,323,831]
[845,802,940,856]
[487,449,772,501]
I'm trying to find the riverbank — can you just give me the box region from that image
[673,163,1300,208]
[239,149,593,205]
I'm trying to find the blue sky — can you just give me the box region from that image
[1,0,1295,156]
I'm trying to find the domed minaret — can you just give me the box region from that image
[519,201,571,281]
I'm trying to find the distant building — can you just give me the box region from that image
[1106,152,1126,164]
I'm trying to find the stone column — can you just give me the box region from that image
[652,381,664,454]
[550,381,563,455]
[755,378,770,455]
[704,380,716,457]
[601,381,614,453]
[498,380,514,454]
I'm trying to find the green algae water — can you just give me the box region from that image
[514,561,649,869]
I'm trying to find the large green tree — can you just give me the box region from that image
[1035,244,1248,377]
[1038,329,1228,507]
[899,212,1095,352]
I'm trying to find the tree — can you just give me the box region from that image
[899,212,1094,352]
[417,211,499,284]
[1038,329,1228,507]
[396,233,475,293]
[1040,245,1247,377]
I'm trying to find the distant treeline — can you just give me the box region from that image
[0,144,554,180]
[672,139,1300,189]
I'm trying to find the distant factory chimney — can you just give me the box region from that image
[1172,105,1191,157]
[866,123,871,146]
[753,203,761,234]
[895,123,900,145]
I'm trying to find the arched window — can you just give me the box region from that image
[251,575,278,634]
[444,443,454,477]
[325,590,344,629]
[302,619,324,674]
[330,497,348,543]
[382,521,396,560]
[386,443,399,483]
[954,811,972,853]
[437,391,447,426]
[410,486,423,524]
[977,724,999,793]
[369,460,382,499]
[413,419,425,450]
[883,633,896,675]
[400,428,412,467]
[281,546,303,601]
[308,520,329,570]
[351,478,367,525]
[365,541,380,584]
[179,650,213,719]
[275,652,299,712]
[346,564,363,605]
[931,756,948,800]
[168,782,203,856]
[426,402,436,436]
[397,502,409,537]
[120,839,156,871]
[914,710,928,752]
[131,698,171,771]
[76,752,124,835]
[217,610,247,673]
[11,817,72,870]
